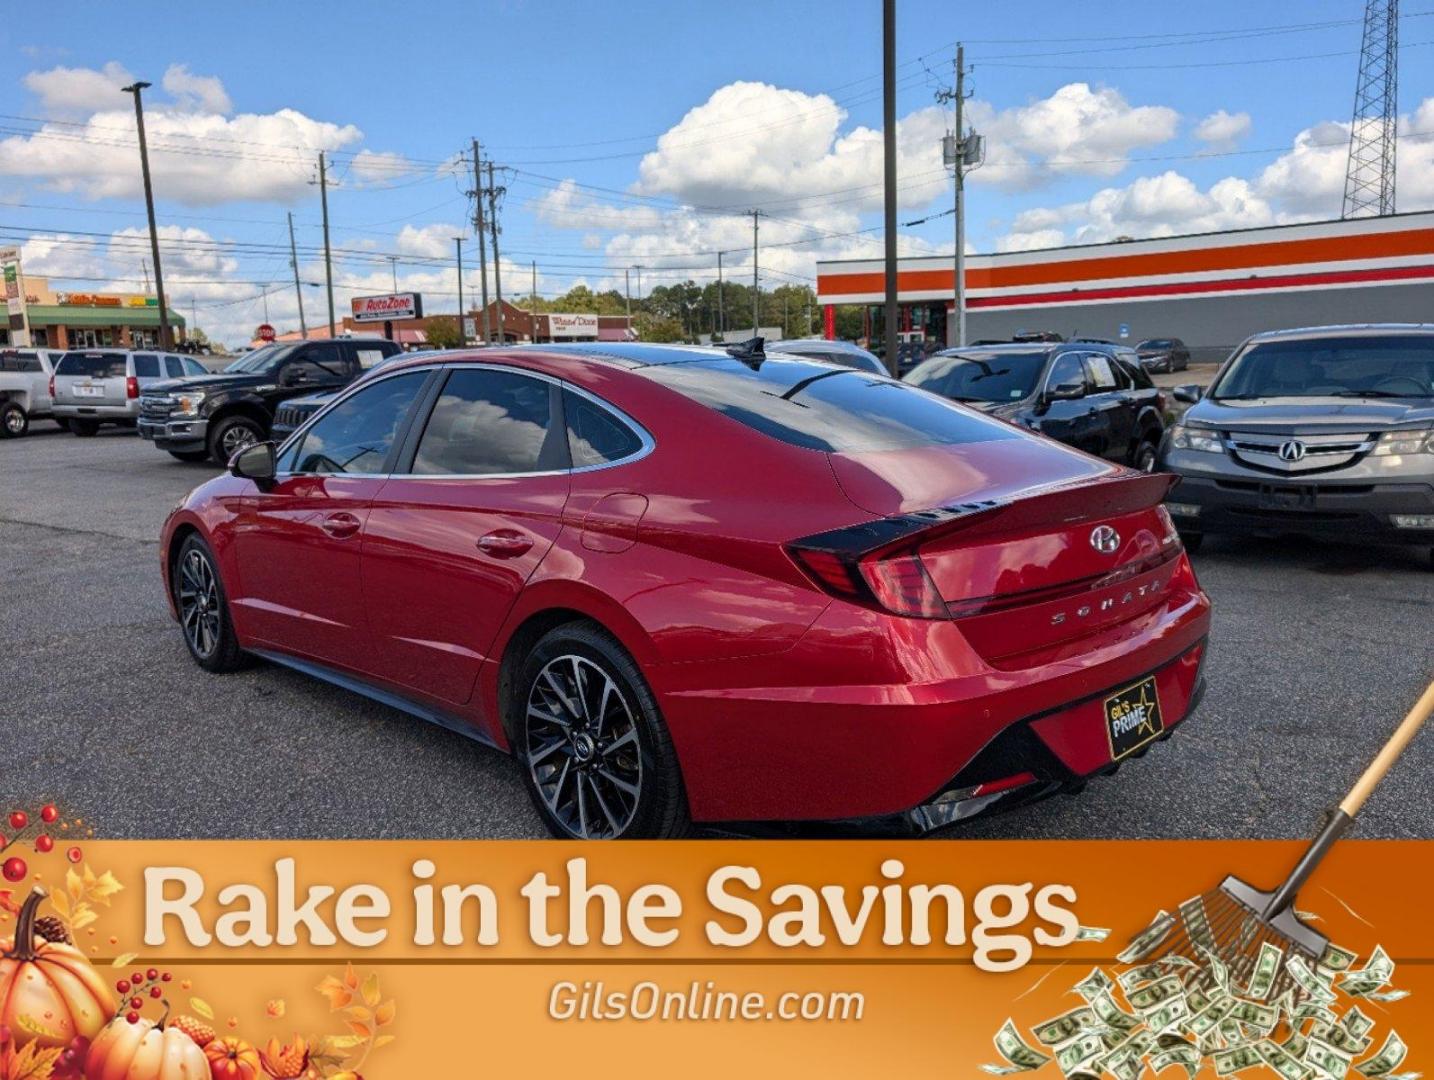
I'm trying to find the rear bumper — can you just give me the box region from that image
[138,416,209,451]
[1166,473,1434,544]
[658,581,1211,824]
[53,403,138,420]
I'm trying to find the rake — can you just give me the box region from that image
[1133,677,1434,1002]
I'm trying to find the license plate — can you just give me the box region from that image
[74,385,103,397]
[1103,676,1165,759]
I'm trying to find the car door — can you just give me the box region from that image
[229,368,433,670]
[360,365,571,707]
[1032,350,1106,456]
[1078,352,1132,462]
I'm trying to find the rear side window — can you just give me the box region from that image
[57,352,127,379]
[1083,353,1119,390]
[411,369,562,475]
[0,352,41,373]
[133,354,159,378]
[285,371,427,475]
[564,389,644,468]
[355,347,389,369]
[645,358,1019,453]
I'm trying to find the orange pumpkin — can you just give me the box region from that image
[0,887,114,1051]
[85,1014,209,1080]
[204,1036,262,1080]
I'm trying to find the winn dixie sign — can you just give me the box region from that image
[351,292,423,322]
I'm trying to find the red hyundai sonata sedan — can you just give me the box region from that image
[161,341,1211,838]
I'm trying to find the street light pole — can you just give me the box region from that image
[288,211,307,339]
[121,81,171,350]
[317,151,335,338]
[881,0,900,376]
[716,250,725,341]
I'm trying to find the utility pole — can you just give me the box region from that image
[454,236,465,346]
[388,256,398,292]
[750,211,761,335]
[938,44,980,347]
[634,265,643,301]
[121,81,171,350]
[716,251,725,341]
[316,151,335,337]
[1343,0,1399,218]
[531,260,538,342]
[486,160,505,344]
[624,268,631,321]
[881,0,899,375]
[471,138,490,343]
[141,258,150,292]
[288,211,307,339]
[190,297,197,345]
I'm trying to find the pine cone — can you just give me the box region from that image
[33,915,70,944]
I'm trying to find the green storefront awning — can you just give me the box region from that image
[24,304,186,328]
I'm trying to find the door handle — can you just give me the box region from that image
[477,530,533,558]
[320,512,361,539]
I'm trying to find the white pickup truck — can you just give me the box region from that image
[0,347,66,438]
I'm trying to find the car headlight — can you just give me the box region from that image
[171,392,206,417]
[1371,427,1433,456]
[1169,424,1222,453]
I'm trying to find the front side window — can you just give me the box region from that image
[906,351,1048,403]
[1212,336,1434,400]
[411,369,560,475]
[183,358,208,376]
[564,389,644,468]
[285,371,427,475]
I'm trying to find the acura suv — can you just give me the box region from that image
[161,341,1210,837]
[1158,325,1434,559]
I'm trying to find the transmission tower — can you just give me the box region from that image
[1342,0,1398,218]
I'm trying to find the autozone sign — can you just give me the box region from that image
[548,312,599,337]
[351,292,423,322]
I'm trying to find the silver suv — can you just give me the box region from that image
[1158,324,1434,561]
[52,350,207,436]
[0,348,65,437]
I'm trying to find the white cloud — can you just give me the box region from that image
[161,64,232,115]
[394,222,464,259]
[1193,109,1252,152]
[19,232,108,279]
[22,62,135,117]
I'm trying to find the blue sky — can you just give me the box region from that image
[2,0,1429,344]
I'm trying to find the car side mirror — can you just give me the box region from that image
[230,440,276,484]
[1173,384,1204,404]
[1045,380,1086,402]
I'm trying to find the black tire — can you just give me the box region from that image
[168,449,211,463]
[172,534,250,673]
[1180,530,1204,553]
[0,402,28,439]
[69,418,99,437]
[207,415,265,465]
[515,622,689,839]
[54,418,70,432]
[1133,438,1159,473]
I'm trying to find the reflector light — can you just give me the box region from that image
[973,771,1037,797]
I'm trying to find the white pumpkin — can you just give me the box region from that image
[85,1015,210,1080]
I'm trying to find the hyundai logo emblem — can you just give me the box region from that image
[1090,525,1120,554]
[1278,439,1307,462]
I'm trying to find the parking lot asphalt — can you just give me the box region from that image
[2,421,1431,840]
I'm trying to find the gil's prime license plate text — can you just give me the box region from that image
[1103,675,1165,759]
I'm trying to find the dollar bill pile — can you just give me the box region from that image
[982,908,1416,1079]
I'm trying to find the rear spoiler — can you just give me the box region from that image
[794,470,1176,560]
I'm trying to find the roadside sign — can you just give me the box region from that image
[256,323,276,342]
[351,292,423,322]
[1119,322,1130,339]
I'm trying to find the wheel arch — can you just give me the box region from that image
[163,522,204,614]
[209,397,272,430]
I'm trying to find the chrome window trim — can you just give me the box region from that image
[273,360,655,481]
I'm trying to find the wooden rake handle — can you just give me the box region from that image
[1339,677,1434,819]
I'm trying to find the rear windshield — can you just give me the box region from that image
[1139,339,1173,349]
[1212,335,1434,400]
[904,350,1049,404]
[644,357,1018,453]
[57,352,128,379]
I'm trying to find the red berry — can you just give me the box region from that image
[129,997,143,1010]
[66,846,82,864]
[116,980,130,994]
[126,1012,139,1024]
[150,986,162,999]
[161,972,172,982]
[35,835,53,853]
[40,805,58,824]
[1,857,26,883]
[131,972,143,985]
[146,968,158,981]
[8,812,26,831]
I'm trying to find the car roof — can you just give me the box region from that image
[1245,323,1434,342]
[766,338,871,355]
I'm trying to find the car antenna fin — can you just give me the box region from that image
[725,336,765,367]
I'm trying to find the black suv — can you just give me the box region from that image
[138,338,400,463]
[904,341,1167,470]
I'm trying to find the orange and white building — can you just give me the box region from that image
[816,210,1434,360]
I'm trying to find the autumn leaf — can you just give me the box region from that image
[65,869,83,904]
[315,975,353,1011]
[374,1000,396,1027]
[320,1035,365,1053]
[344,1021,371,1040]
[265,999,286,1019]
[342,963,359,990]
[111,952,138,968]
[13,1014,63,1041]
[87,869,123,905]
[342,1006,371,1025]
[190,997,215,1020]
[0,890,19,917]
[46,891,69,920]
[360,972,381,1008]
[2,1041,64,1080]
[70,908,98,931]
[373,1033,396,1049]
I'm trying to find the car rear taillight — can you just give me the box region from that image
[126,376,139,399]
[788,547,864,600]
[789,542,949,618]
[48,376,55,399]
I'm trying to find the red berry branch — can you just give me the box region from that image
[0,802,83,885]
[111,966,176,1026]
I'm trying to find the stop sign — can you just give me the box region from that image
[256,323,276,342]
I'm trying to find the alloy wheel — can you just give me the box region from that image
[525,654,642,839]
[3,409,24,435]
[221,424,258,457]
[178,549,222,658]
